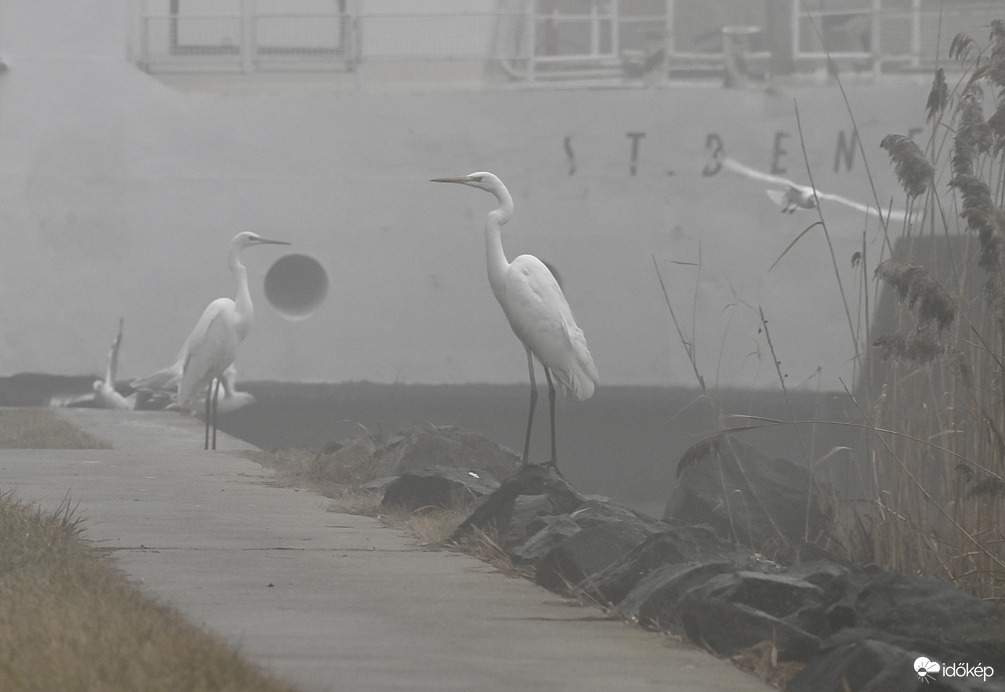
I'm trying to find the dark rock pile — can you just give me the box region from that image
[386,431,1005,691]
[358,425,521,509]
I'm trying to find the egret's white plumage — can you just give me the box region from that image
[131,361,255,413]
[213,366,257,413]
[91,317,136,410]
[432,171,598,469]
[174,231,288,448]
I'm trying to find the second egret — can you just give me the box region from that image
[432,172,598,471]
[176,231,289,449]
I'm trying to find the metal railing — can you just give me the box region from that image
[793,0,1003,72]
[134,1,1004,82]
[491,2,668,82]
[136,1,668,80]
[138,9,353,73]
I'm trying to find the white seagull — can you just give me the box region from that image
[91,317,136,410]
[721,156,906,222]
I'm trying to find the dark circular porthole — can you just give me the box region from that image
[263,253,328,321]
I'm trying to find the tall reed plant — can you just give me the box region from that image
[661,18,1005,604]
[856,20,1005,602]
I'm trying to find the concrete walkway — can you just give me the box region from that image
[0,408,770,692]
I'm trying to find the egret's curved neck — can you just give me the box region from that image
[229,245,253,321]
[485,184,515,300]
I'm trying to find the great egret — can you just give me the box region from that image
[92,317,135,410]
[432,172,598,470]
[176,231,288,449]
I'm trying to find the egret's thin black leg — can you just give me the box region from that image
[211,377,221,450]
[521,346,537,466]
[544,367,557,469]
[203,381,212,450]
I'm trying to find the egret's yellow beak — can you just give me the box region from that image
[430,176,472,184]
[256,237,291,246]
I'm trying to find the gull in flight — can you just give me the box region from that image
[720,156,905,222]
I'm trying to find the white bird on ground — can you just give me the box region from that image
[92,317,136,410]
[175,231,288,449]
[432,172,598,471]
[720,156,906,221]
[131,361,255,414]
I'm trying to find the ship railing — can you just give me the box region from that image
[792,0,1004,73]
[134,1,1004,84]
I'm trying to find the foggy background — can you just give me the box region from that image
[0,1,999,509]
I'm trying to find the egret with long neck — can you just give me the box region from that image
[177,231,289,449]
[432,172,598,470]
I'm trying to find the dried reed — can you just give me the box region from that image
[659,16,1005,604]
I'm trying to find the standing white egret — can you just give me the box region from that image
[432,172,598,470]
[176,231,289,449]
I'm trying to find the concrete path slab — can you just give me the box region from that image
[0,407,771,692]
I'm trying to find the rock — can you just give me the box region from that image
[504,494,568,545]
[575,524,778,607]
[664,435,829,555]
[509,514,581,566]
[621,560,735,625]
[786,637,931,692]
[535,523,649,594]
[377,426,521,481]
[568,498,667,532]
[680,595,822,661]
[707,571,827,618]
[848,571,1005,670]
[378,465,499,511]
[450,464,584,542]
[317,426,520,489]
[676,571,825,660]
[787,632,1005,692]
[532,500,669,594]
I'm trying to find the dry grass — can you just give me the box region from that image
[730,640,804,689]
[250,438,475,547]
[0,411,297,691]
[838,25,1005,602]
[249,435,386,499]
[0,489,297,692]
[0,408,111,449]
[380,494,475,547]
